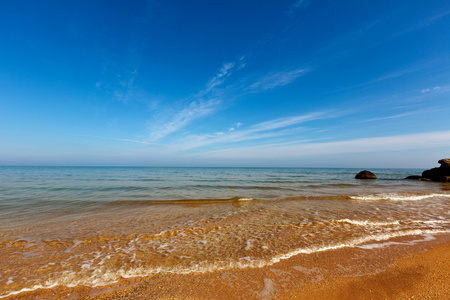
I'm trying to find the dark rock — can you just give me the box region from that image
[441,176,450,182]
[421,158,450,182]
[355,170,377,179]
[438,158,450,168]
[422,168,441,181]
[405,175,421,180]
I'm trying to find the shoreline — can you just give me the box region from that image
[9,233,449,299]
[99,233,450,300]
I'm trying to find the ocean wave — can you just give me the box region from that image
[238,198,254,201]
[107,197,259,206]
[336,219,400,226]
[269,229,449,263]
[187,185,297,191]
[411,220,450,224]
[350,193,450,201]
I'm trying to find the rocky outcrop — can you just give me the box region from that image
[438,158,450,168]
[355,170,377,179]
[405,175,422,180]
[421,158,450,182]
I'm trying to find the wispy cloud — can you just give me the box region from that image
[146,63,310,142]
[364,112,413,122]
[229,122,242,131]
[250,68,309,91]
[394,10,450,37]
[147,99,221,142]
[421,86,443,93]
[146,60,244,141]
[207,62,235,89]
[194,131,450,159]
[287,0,311,14]
[174,111,338,151]
[113,69,138,103]
[179,126,308,152]
[195,61,239,98]
[369,66,427,84]
[333,64,426,94]
[251,112,322,131]
[95,45,141,104]
[75,134,150,145]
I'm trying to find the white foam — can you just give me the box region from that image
[268,229,449,265]
[350,193,450,201]
[411,220,450,224]
[238,198,253,201]
[357,233,436,249]
[0,283,59,299]
[336,219,400,226]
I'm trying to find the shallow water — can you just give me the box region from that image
[0,167,449,298]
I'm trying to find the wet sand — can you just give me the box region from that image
[280,238,450,300]
[10,233,449,299]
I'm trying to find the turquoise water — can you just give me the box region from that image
[0,166,436,207]
[0,167,449,298]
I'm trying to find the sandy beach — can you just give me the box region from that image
[9,233,449,299]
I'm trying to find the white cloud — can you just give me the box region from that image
[195,61,240,98]
[250,68,309,91]
[206,62,235,89]
[228,122,243,132]
[364,112,413,122]
[420,85,447,94]
[288,0,311,14]
[148,65,311,144]
[194,131,450,159]
[369,66,423,85]
[291,0,310,9]
[237,56,246,70]
[179,127,306,151]
[143,61,312,143]
[173,111,337,151]
[147,99,221,141]
[146,59,244,142]
[250,112,323,132]
[75,134,150,145]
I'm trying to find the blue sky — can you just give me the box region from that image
[1,0,449,167]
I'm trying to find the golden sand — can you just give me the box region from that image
[280,240,450,299]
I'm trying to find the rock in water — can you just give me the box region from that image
[355,170,377,179]
[422,158,450,182]
[405,175,421,180]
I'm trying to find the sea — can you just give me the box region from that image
[0,166,449,298]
